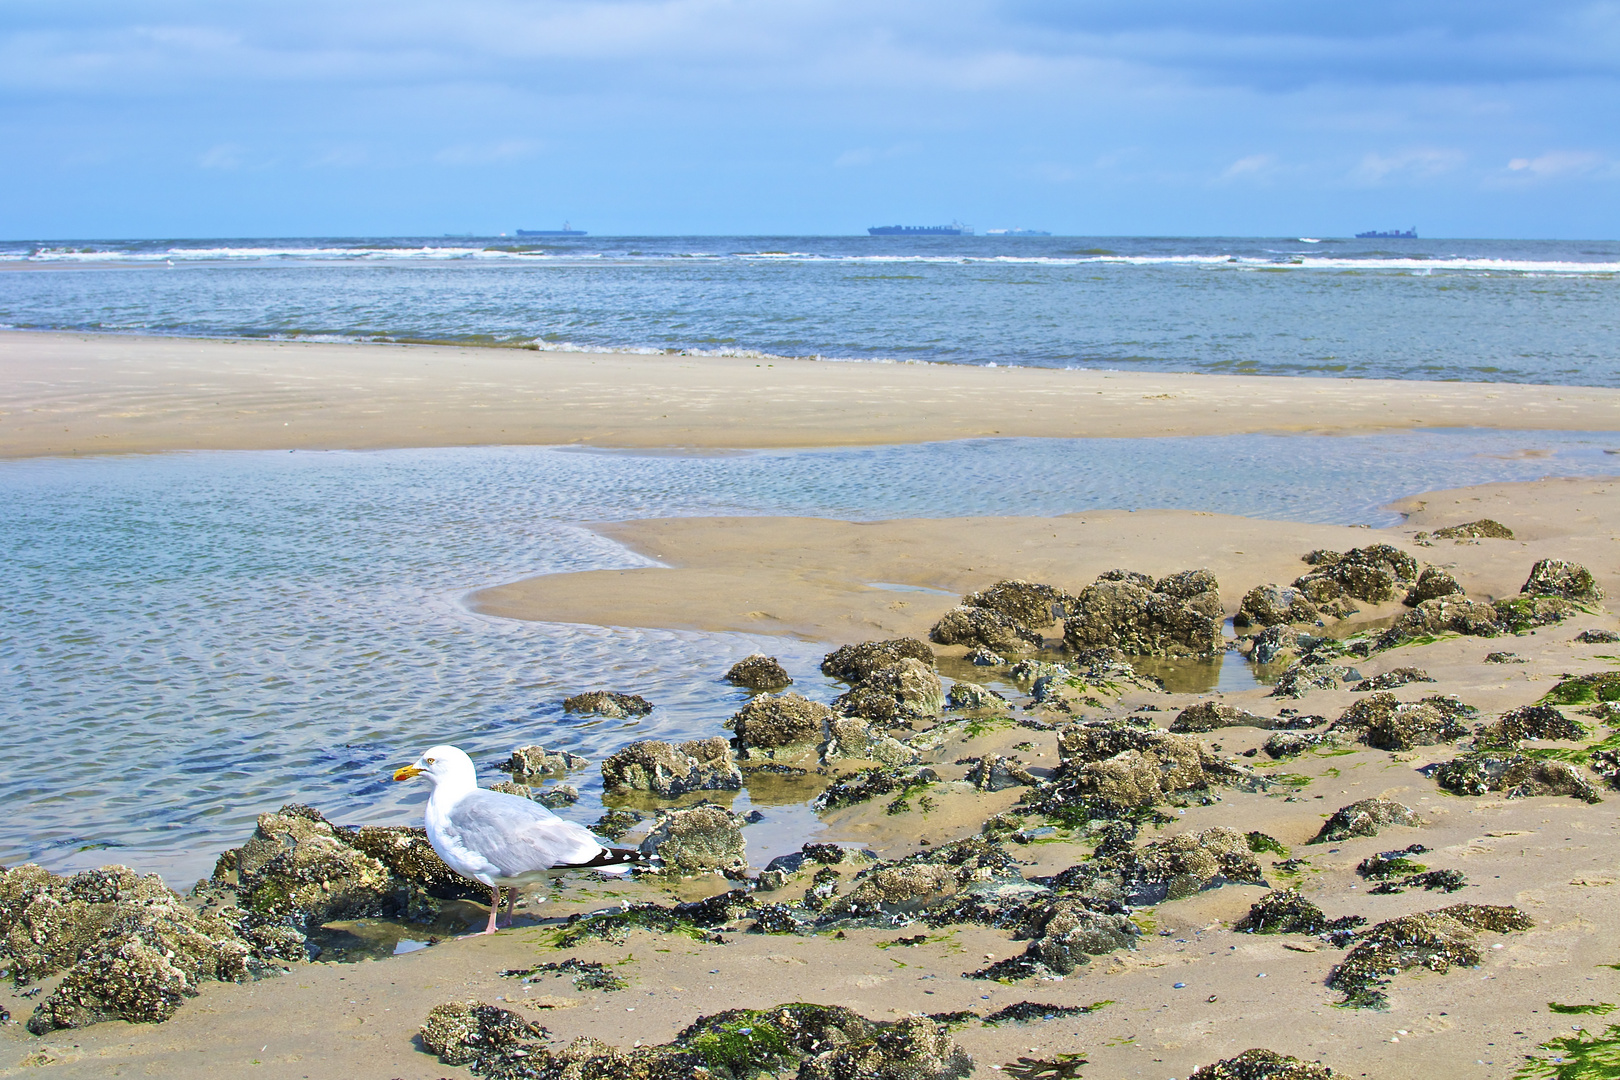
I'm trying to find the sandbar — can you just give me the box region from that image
[4,330,1620,458]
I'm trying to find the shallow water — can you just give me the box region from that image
[1,430,1616,883]
[2,234,1618,384]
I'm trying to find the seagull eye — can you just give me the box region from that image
[424,758,436,765]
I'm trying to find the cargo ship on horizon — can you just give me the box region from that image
[516,222,587,237]
[868,221,973,236]
[1355,227,1417,239]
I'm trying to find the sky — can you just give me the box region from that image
[2,0,1618,238]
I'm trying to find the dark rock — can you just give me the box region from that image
[1234,888,1328,934]
[1351,667,1434,692]
[821,639,935,683]
[1268,663,1360,699]
[729,693,835,758]
[1250,625,1304,665]
[963,579,1071,628]
[930,605,1042,652]
[1018,899,1140,974]
[1577,628,1620,644]
[1170,701,1278,733]
[502,744,589,779]
[1329,692,1473,750]
[563,691,653,718]
[1484,651,1525,664]
[592,809,650,841]
[1235,584,1319,628]
[1432,519,1513,540]
[965,647,1005,666]
[1475,704,1588,746]
[725,653,794,690]
[1062,568,1223,657]
[1261,731,1339,759]
[639,805,748,875]
[1309,798,1423,844]
[1052,723,1210,806]
[1432,754,1602,802]
[811,766,937,812]
[1327,904,1533,1008]
[419,999,547,1068]
[1294,544,1418,605]
[601,738,743,797]
[1120,826,1266,903]
[1403,567,1463,606]
[1188,1048,1337,1079]
[536,784,580,809]
[1521,558,1603,603]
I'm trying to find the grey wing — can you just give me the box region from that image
[446,791,606,877]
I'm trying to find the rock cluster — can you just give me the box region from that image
[1474,704,1587,747]
[1402,566,1463,606]
[1062,569,1223,656]
[1521,558,1604,603]
[503,745,590,779]
[419,999,549,1069]
[1431,753,1601,803]
[601,738,743,796]
[1328,692,1474,751]
[0,863,305,1035]
[931,579,1068,652]
[1294,544,1418,606]
[728,692,836,760]
[1350,667,1434,692]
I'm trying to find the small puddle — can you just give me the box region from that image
[865,582,957,595]
[310,901,486,962]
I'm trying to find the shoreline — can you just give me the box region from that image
[5,330,1620,459]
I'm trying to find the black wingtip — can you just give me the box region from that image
[555,847,645,870]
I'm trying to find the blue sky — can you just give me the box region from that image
[3,1,1618,238]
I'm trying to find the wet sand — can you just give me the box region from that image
[5,330,1620,458]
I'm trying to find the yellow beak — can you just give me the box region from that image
[393,764,423,781]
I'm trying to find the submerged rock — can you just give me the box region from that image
[945,681,1006,710]
[729,692,835,759]
[1327,904,1533,1008]
[502,744,590,779]
[1062,568,1223,657]
[601,738,743,797]
[725,653,793,690]
[639,805,748,876]
[563,690,654,718]
[1188,1048,1337,1080]
[1235,584,1320,628]
[1522,558,1603,603]
[1309,799,1423,844]
[966,647,1005,666]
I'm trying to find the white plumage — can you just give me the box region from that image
[393,744,633,934]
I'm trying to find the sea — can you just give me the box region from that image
[1,234,1618,885]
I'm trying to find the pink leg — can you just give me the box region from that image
[475,885,500,935]
[500,887,518,929]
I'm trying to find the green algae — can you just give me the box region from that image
[1514,1021,1620,1079]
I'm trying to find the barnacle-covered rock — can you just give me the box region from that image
[1432,519,1513,540]
[1062,568,1223,657]
[821,639,935,683]
[1474,704,1588,746]
[419,999,548,1068]
[1294,544,1417,604]
[639,805,748,876]
[1188,1048,1337,1079]
[1433,753,1601,802]
[1521,558,1603,603]
[221,806,398,930]
[1329,692,1473,750]
[1351,667,1435,692]
[1327,904,1533,1008]
[819,718,918,767]
[963,754,1039,792]
[725,653,793,690]
[946,681,1006,710]
[1235,584,1320,628]
[930,605,1042,653]
[1403,566,1463,606]
[602,738,743,797]
[729,692,835,759]
[1309,799,1423,844]
[503,744,590,779]
[963,579,1071,629]
[1170,701,1279,733]
[1234,889,1328,935]
[799,1015,973,1080]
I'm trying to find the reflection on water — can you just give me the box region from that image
[1,431,1616,883]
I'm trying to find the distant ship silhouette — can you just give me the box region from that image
[1356,228,1417,239]
[516,222,586,237]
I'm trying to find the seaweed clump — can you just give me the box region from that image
[981,1000,1110,1025]
[1187,1048,1337,1079]
[502,957,628,991]
[1326,904,1533,1009]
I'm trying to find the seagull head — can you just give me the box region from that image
[393,744,478,790]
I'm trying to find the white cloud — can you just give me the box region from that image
[198,143,247,170]
[433,139,542,166]
[1506,150,1603,176]
[1353,147,1465,184]
[1221,153,1277,180]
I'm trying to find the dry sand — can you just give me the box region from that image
[4,330,1620,457]
[3,330,1620,1079]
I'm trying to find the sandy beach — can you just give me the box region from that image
[2,331,1619,1079]
[4,331,1620,458]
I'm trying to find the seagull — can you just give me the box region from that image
[393,744,638,935]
